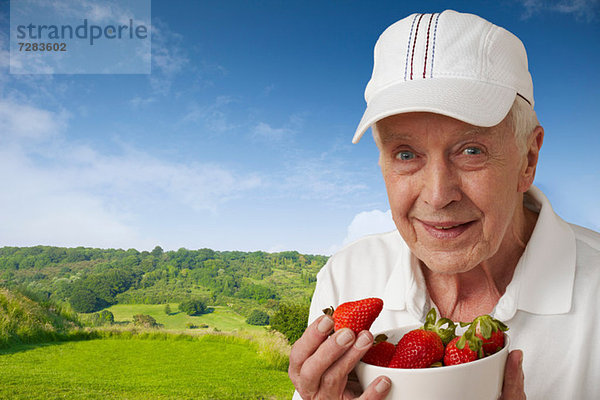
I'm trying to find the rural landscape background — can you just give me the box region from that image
[2,0,599,399]
[1,245,320,398]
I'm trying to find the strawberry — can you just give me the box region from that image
[471,315,508,356]
[444,336,480,366]
[388,328,444,368]
[444,314,508,366]
[362,334,395,367]
[479,329,505,355]
[323,297,383,335]
[387,308,455,369]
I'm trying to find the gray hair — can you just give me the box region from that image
[371,96,540,155]
[508,96,540,155]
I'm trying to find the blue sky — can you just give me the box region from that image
[1,0,599,255]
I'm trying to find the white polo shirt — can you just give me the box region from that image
[299,186,600,399]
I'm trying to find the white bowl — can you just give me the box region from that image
[354,325,510,400]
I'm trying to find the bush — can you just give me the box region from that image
[269,303,309,344]
[178,299,208,316]
[132,314,160,328]
[185,322,198,329]
[89,310,114,326]
[246,309,270,326]
[99,310,114,324]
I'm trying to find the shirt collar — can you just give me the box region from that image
[382,186,577,321]
[382,232,432,321]
[494,186,576,320]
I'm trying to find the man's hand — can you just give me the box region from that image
[499,350,526,400]
[289,314,391,399]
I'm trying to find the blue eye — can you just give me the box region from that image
[463,147,482,155]
[396,151,415,161]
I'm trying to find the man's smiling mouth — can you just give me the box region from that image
[417,220,477,238]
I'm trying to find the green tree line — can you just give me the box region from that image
[0,246,325,317]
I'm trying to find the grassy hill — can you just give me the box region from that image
[0,287,82,348]
[104,303,265,332]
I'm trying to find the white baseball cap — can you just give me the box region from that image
[353,10,534,144]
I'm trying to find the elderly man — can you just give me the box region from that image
[289,10,600,400]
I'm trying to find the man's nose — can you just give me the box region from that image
[421,156,462,209]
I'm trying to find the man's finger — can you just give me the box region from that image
[500,349,526,400]
[358,376,392,400]
[298,328,357,395]
[288,314,334,378]
[318,330,374,396]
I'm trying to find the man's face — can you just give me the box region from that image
[376,112,529,274]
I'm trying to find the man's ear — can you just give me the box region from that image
[518,125,544,193]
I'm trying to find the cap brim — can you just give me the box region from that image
[353,78,517,144]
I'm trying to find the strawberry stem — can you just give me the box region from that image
[373,334,388,345]
[423,308,457,345]
[322,306,334,317]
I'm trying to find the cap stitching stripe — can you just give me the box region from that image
[430,13,441,78]
[410,13,425,80]
[423,13,436,79]
[404,14,421,81]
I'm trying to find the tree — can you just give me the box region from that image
[246,309,270,326]
[164,304,171,315]
[98,310,114,324]
[133,314,160,328]
[151,246,164,258]
[69,287,101,313]
[89,310,114,326]
[270,303,310,344]
[179,299,208,316]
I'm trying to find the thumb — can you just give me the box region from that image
[499,350,526,400]
[358,376,391,400]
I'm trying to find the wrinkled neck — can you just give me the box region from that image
[422,204,538,322]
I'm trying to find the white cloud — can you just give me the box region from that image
[0,99,69,141]
[129,96,157,109]
[180,96,240,133]
[152,24,187,76]
[0,99,263,249]
[0,148,147,249]
[251,113,305,143]
[252,122,294,141]
[22,0,145,24]
[262,84,275,96]
[282,156,370,202]
[321,209,395,256]
[343,209,396,246]
[148,19,189,95]
[518,0,599,20]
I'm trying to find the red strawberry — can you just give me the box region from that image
[471,315,508,355]
[362,334,395,367]
[387,308,456,369]
[323,297,383,335]
[444,336,480,366]
[478,329,505,355]
[444,314,508,366]
[388,329,444,368]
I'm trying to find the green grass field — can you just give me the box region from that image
[104,303,266,333]
[0,336,295,400]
